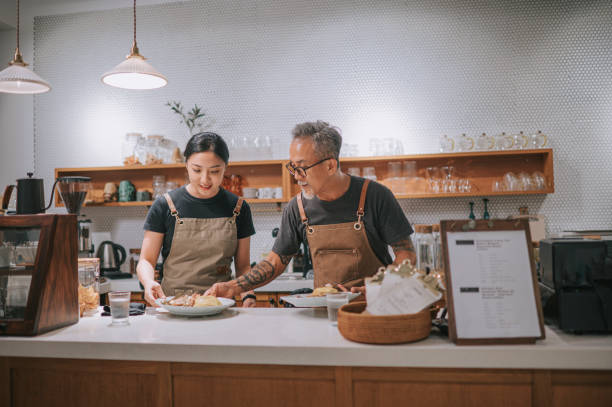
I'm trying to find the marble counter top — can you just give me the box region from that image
[105,275,313,294]
[1,307,610,370]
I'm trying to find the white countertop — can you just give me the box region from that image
[105,275,313,294]
[1,307,611,370]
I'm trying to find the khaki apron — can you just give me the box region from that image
[160,192,243,296]
[297,179,384,289]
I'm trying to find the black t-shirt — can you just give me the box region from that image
[272,176,413,265]
[144,186,255,262]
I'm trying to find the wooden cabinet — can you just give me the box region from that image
[55,149,554,208]
[3,357,611,407]
[0,215,78,336]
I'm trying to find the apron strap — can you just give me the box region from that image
[354,179,370,231]
[230,197,244,224]
[164,193,183,225]
[296,193,314,234]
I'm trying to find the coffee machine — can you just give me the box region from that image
[77,216,95,257]
[539,238,612,333]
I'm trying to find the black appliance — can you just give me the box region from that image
[539,238,612,333]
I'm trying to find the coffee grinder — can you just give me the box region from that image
[51,177,93,257]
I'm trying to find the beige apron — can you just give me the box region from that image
[161,192,243,296]
[297,179,384,289]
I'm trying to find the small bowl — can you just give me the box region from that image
[337,301,431,344]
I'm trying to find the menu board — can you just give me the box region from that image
[441,219,545,345]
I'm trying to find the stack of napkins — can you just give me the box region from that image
[366,260,443,316]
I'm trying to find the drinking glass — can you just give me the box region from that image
[492,180,504,192]
[440,166,455,193]
[458,178,472,193]
[457,134,475,152]
[503,172,519,191]
[518,172,533,191]
[532,171,547,190]
[530,131,548,148]
[326,293,349,326]
[475,133,495,151]
[369,139,382,156]
[495,132,514,150]
[108,291,130,326]
[513,132,529,150]
[439,135,455,153]
[425,166,440,193]
[403,161,417,178]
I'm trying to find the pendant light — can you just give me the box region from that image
[0,0,51,94]
[101,0,167,89]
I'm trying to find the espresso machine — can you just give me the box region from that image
[539,238,612,333]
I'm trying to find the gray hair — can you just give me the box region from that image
[291,121,342,160]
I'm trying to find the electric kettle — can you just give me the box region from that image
[96,241,127,273]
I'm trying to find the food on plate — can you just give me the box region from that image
[193,295,222,307]
[164,293,222,307]
[308,285,338,297]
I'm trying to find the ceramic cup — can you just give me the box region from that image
[243,188,258,199]
[118,180,136,202]
[258,187,273,199]
[103,182,117,202]
[273,187,283,199]
[136,190,152,201]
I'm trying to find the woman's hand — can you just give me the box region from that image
[143,280,166,307]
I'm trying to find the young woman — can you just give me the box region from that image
[137,132,256,307]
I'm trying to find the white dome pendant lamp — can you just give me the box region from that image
[0,0,51,94]
[101,0,167,90]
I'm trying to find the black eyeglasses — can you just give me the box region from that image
[285,157,333,177]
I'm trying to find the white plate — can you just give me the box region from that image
[155,297,235,316]
[280,292,361,308]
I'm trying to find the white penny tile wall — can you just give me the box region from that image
[25,0,612,264]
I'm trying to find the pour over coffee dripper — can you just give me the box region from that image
[49,177,92,215]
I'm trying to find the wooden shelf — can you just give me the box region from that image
[55,149,554,208]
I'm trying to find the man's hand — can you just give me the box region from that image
[241,298,256,308]
[337,284,366,296]
[143,281,165,307]
[205,281,241,298]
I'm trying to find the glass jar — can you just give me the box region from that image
[78,258,100,316]
[159,137,178,164]
[122,133,143,165]
[414,224,435,272]
[152,175,166,199]
[144,135,164,165]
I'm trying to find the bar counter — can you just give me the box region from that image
[1,307,611,407]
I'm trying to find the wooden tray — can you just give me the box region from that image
[337,302,431,344]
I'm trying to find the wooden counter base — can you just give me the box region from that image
[2,357,611,407]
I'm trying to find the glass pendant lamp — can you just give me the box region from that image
[0,0,51,94]
[101,0,167,90]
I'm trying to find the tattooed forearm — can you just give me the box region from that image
[236,260,275,291]
[279,253,295,265]
[390,239,416,253]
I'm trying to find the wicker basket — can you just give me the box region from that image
[337,301,431,344]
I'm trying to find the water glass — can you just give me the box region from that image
[439,135,455,153]
[108,291,130,326]
[326,293,349,325]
